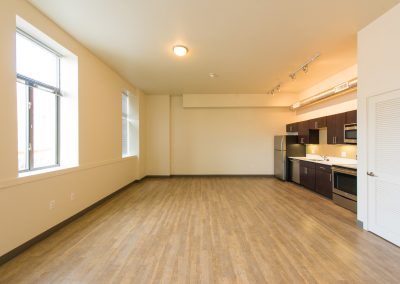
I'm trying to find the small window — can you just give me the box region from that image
[16,30,61,172]
[122,93,129,157]
[122,92,138,158]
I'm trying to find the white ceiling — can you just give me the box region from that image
[29,0,399,95]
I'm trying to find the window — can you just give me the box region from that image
[122,92,138,158]
[16,30,61,172]
[122,93,130,157]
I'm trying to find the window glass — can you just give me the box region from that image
[17,82,29,171]
[32,88,58,168]
[122,94,129,157]
[16,33,58,87]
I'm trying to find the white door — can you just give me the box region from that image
[367,89,400,246]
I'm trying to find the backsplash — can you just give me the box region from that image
[306,144,357,159]
[306,129,357,159]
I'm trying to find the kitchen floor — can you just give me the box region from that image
[0,177,399,283]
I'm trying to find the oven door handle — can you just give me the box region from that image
[332,167,357,176]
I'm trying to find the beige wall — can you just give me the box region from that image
[145,95,170,175]
[358,3,400,227]
[171,96,295,175]
[0,1,145,257]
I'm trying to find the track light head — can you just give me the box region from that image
[289,52,320,80]
[267,83,281,96]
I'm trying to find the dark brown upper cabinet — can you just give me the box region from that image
[308,117,327,129]
[327,113,346,144]
[298,120,319,145]
[298,121,309,144]
[345,110,357,124]
[286,110,356,145]
[286,122,299,133]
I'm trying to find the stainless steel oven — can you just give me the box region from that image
[332,166,357,212]
[344,123,357,144]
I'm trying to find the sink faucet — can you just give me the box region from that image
[319,155,329,161]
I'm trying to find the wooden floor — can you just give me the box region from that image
[1,177,400,283]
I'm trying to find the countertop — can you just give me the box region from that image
[289,155,357,170]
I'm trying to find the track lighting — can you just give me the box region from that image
[267,84,281,96]
[267,53,321,96]
[289,52,320,80]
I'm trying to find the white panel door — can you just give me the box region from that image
[367,89,400,246]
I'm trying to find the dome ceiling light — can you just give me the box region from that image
[173,45,189,57]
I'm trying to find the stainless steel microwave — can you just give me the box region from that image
[344,123,357,144]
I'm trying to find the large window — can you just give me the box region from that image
[16,30,61,172]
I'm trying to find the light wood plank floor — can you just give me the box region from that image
[1,177,400,283]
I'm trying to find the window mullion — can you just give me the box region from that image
[28,86,34,170]
[56,96,60,166]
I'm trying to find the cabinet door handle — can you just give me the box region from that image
[320,166,325,170]
[315,122,318,128]
[367,172,378,177]
[329,174,332,182]
[290,126,292,131]
[305,168,308,174]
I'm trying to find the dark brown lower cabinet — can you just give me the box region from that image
[300,161,332,198]
[315,165,333,199]
[300,161,316,191]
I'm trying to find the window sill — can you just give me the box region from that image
[1,157,138,191]
[18,165,78,178]
[122,154,138,160]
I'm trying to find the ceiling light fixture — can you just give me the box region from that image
[209,73,218,79]
[267,83,281,96]
[289,52,320,80]
[173,45,189,57]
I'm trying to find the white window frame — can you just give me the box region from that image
[16,29,61,173]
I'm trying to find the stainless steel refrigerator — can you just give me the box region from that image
[274,135,306,181]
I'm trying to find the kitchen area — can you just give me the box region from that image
[275,109,358,213]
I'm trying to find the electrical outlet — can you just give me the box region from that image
[341,151,347,157]
[70,192,76,201]
[49,200,56,210]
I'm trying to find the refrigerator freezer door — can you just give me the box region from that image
[274,136,285,151]
[274,149,286,180]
